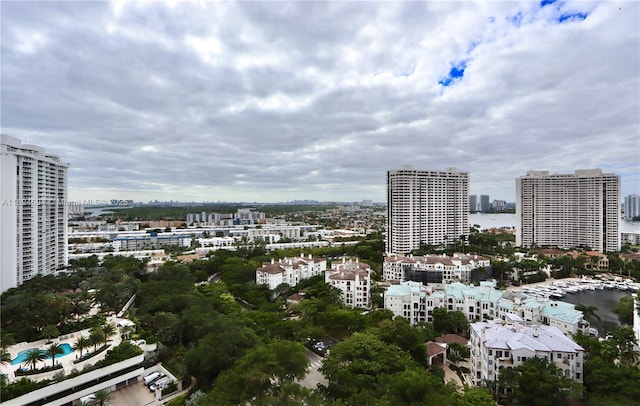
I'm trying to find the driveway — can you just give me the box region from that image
[110,381,160,406]
[298,349,328,389]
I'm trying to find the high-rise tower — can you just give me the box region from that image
[516,169,619,252]
[386,166,469,254]
[1,135,69,292]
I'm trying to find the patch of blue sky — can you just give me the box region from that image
[438,61,466,87]
[557,12,588,23]
[508,11,524,27]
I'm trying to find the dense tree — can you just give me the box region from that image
[185,315,258,388]
[370,318,427,365]
[497,357,582,405]
[613,296,634,325]
[320,332,417,402]
[203,340,309,404]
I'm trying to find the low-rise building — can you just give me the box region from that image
[384,281,431,325]
[469,317,585,387]
[383,281,587,335]
[325,258,371,309]
[384,253,490,284]
[256,254,326,290]
[113,233,191,251]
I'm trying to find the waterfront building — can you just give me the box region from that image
[256,254,326,290]
[0,135,68,292]
[383,281,587,335]
[479,194,491,212]
[469,195,478,212]
[325,258,371,308]
[624,194,640,220]
[386,166,469,254]
[492,199,507,212]
[470,318,584,387]
[383,253,490,284]
[516,169,620,252]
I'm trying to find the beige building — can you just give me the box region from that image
[516,169,619,252]
[325,258,371,308]
[386,166,469,254]
[256,254,326,290]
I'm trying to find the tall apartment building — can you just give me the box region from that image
[469,195,478,212]
[479,194,490,212]
[0,135,69,292]
[386,167,469,254]
[624,194,640,220]
[516,169,619,252]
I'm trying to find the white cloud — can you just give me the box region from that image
[1,0,638,203]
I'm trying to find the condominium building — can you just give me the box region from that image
[255,254,326,290]
[1,135,68,292]
[325,258,371,309]
[479,194,490,212]
[624,194,640,220]
[469,195,478,212]
[383,253,490,284]
[386,166,469,254]
[383,281,587,335]
[516,169,620,252]
[470,318,585,387]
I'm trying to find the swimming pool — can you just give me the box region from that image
[11,343,74,366]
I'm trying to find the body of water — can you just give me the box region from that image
[469,213,640,234]
[560,289,631,335]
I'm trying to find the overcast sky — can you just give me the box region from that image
[2,1,639,204]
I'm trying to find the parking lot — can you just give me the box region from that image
[110,381,159,406]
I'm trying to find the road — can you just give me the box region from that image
[298,349,328,389]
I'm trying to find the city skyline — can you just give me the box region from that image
[2,1,639,203]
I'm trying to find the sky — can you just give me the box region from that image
[2,0,639,204]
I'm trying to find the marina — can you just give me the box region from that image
[511,276,638,335]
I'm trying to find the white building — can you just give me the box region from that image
[384,281,431,325]
[256,254,326,290]
[1,135,69,292]
[383,281,587,335]
[624,194,640,220]
[470,318,585,387]
[325,258,371,309]
[112,233,191,251]
[386,166,469,254]
[383,253,490,284]
[516,169,620,252]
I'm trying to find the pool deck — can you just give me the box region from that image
[0,316,126,383]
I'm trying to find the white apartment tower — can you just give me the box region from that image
[386,167,469,254]
[624,194,640,220]
[516,169,619,252]
[0,135,69,292]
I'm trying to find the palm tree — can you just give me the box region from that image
[91,389,113,406]
[45,343,65,368]
[575,303,601,322]
[0,348,11,367]
[23,348,45,371]
[100,323,116,346]
[73,336,90,358]
[41,325,60,344]
[89,330,105,352]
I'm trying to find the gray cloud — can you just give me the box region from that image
[2,0,638,203]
